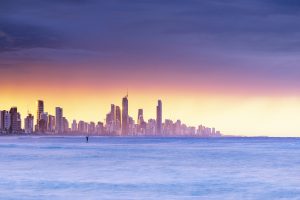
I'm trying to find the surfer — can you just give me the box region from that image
[86,136,89,143]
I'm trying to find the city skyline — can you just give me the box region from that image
[2,1,300,136]
[0,96,221,137]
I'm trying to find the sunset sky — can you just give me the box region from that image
[1,0,300,136]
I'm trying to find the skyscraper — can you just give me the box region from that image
[156,100,162,135]
[63,117,69,133]
[88,122,95,134]
[48,115,55,133]
[9,107,19,133]
[25,114,34,134]
[96,121,104,135]
[36,100,44,131]
[17,113,21,132]
[39,112,48,133]
[137,109,146,134]
[55,107,63,134]
[72,120,77,132]
[78,121,85,133]
[106,104,116,134]
[115,106,121,134]
[0,110,2,131]
[122,95,128,135]
[0,110,10,133]
[110,104,116,123]
[137,109,144,125]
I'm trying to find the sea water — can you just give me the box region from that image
[0,137,300,200]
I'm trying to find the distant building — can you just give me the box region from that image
[115,106,121,135]
[39,112,48,133]
[110,104,116,123]
[36,100,44,131]
[63,117,69,133]
[128,116,135,135]
[0,110,2,131]
[9,107,20,133]
[136,109,146,135]
[137,109,144,125]
[146,119,156,135]
[25,114,34,134]
[122,95,129,135]
[78,121,86,133]
[156,100,162,135]
[174,120,181,135]
[72,120,77,132]
[17,113,21,132]
[55,107,63,134]
[88,122,95,134]
[96,122,104,135]
[48,115,55,133]
[0,110,11,133]
[163,119,173,135]
[106,104,116,134]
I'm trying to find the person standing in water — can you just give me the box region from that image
[86,136,89,143]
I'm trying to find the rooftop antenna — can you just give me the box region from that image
[126,88,128,98]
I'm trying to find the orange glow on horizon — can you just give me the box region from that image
[2,83,300,137]
[2,63,300,137]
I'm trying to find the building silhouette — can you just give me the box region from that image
[39,112,48,133]
[1,96,222,137]
[122,95,129,135]
[55,107,63,134]
[48,115,55,133]
[36,100,44,131]
[25,114,34,133]
[63,117,69,133]
[156,100,162,135]
[115,106,121,134]
[9,107,19,133]
[137,109,146,134]
[72,120,77,132]
[0,110,10,133]
[137,109,143,125]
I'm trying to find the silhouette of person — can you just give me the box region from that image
[86,136,89,143]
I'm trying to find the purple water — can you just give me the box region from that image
[0,137,300,199]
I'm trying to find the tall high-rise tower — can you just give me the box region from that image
[25,114,34,134]
[116,106,121,134]
[9,107,19,133]
[36,100,44,131]
[137,109,144,125]
[0,110,10,132]
[110,104,116,123]
[156,100,162,135]
[55,107,63,134]
[122,95,128,135]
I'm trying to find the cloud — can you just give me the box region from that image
[1,0,300,78]
[1,0,300,54]
[0,19,64,52]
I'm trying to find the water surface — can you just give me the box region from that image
[0,137,300,200]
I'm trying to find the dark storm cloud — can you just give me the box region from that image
[1,0,300,53]
[1,0,300,84]
[0,0,93,52]
[0,19,63,52]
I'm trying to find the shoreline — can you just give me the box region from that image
[0,134,298,138]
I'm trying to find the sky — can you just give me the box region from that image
[1,0,300,136]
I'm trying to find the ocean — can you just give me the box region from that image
[0,136,300,200]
